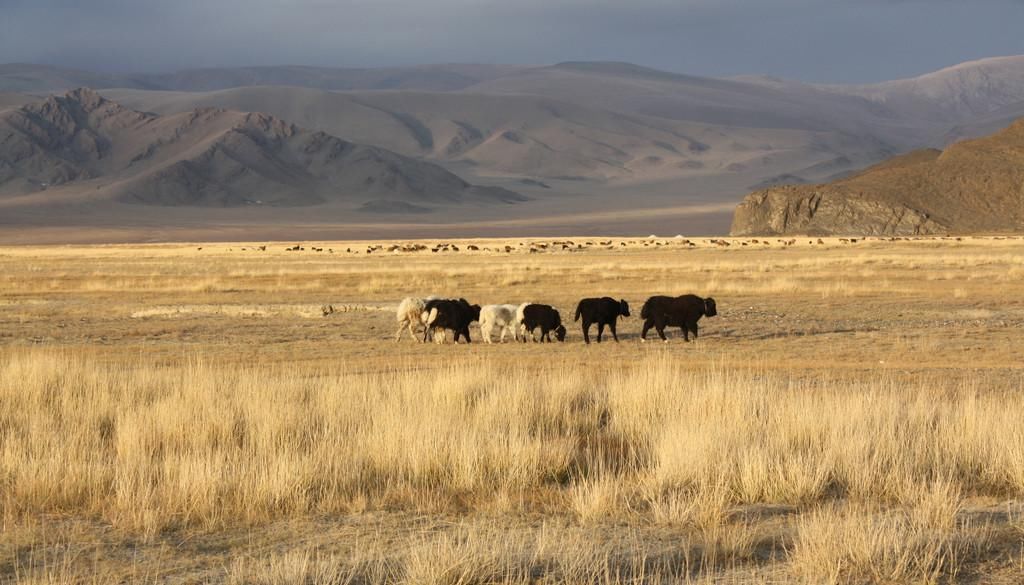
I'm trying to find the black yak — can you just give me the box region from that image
[640,295,717,342]
[520,304,567,342]
[574,297,630,343]
[423,298,481,343]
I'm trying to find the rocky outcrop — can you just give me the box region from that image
[731,120,1024,235]
[731,187,944,236]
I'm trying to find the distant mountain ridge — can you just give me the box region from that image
[7,58,1024,144]
[0,63,529,93]
[0,88,524,210]
[819,56,1024,120]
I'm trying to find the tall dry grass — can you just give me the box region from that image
[2,350,1022,536]
[219,521,763,585]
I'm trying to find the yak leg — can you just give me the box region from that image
[422,309,437,343]
[682,320,697,342]
[481,322,493,344]
[425,326,444,344]
[431,328,446,344]
[640,320,653,342]
[413,321,426,343]
[582,321,591,344]
[395,319,407,342]
[655,318,669,342]
[596,322,605,343]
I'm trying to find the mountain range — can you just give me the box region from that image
[2,57,1024,241]
[0,88,522,213]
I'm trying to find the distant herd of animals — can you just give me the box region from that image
[196,234,999,256]
[389,295,718,344]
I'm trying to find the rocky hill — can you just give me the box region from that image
[0,88,523,210]
[730,119,1024,235]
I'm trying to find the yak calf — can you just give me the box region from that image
[521,304,567,342]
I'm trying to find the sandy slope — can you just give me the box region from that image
[467,62,877,130]
[103,86,882,184]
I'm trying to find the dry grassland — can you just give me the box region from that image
[1,236,1023,584]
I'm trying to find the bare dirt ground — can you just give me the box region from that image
[1,235,1023,583]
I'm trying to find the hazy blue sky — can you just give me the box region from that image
[2,0,1023,82]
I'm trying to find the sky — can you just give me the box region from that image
[2,0,1024,83]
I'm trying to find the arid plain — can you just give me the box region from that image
[2,236,1023,584]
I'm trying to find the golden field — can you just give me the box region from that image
[1,236,1023,584]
